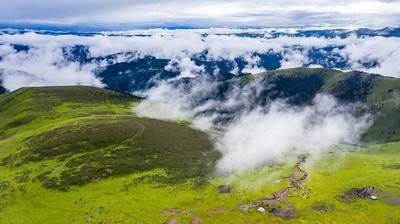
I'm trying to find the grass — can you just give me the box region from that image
[0,86,219,190]
[0,85,399,223]
[0,148,399,224]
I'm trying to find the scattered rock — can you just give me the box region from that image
[383,163,400,170]
[217,185,232,194]
[239,155,307,219]
[370,195,378,200]
[339,187,378,202]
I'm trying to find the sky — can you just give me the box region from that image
[1,0,400,28]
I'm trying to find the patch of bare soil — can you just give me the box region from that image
[311,202,336,213]
[217,185,232,193]
[162,208,201,224]
[208,208,227,215]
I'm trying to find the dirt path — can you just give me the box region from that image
[240,154,308,218]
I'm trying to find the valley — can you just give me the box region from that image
[0,68,399,223]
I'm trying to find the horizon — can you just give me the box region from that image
[1,23,399,33]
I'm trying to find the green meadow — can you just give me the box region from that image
[0,86,399,223]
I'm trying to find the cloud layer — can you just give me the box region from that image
[1,28,400,91]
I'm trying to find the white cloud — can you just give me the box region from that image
[339,36,400,76]
[242,55,266,74]
[135,81,193,121]
[1,28,400,91]
[280,50,310,69]
[135,77,371,173]
[215,94,370,172]
[0,43,103,91]
[165,57,205,78]
[0,44,15,56]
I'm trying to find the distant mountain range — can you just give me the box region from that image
[1,27,399,94]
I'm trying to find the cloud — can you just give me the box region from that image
[339,36,400,76]
[1,29,400,91]
[0,43,103,91]
[0,0,399,28]
[135,81,194,121]
[135,76,371,173]
[280,50,310,69]
[165,57,205,79]
[215,94,370,172]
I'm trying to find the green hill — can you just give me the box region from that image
[0,86,219,191]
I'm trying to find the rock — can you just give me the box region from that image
[339,187,378,202]
[346,187,377,198]
[257,207,266,213]
[217,185,232,193]
[370,195,378,200]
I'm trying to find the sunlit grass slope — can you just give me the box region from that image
[0,86,399,223]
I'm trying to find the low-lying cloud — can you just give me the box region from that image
[0,43,102,91]
[215,95,370,173]
[136,78,371,173]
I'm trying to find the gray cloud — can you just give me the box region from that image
[0,0,399,27]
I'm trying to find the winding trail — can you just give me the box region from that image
[161,155,309,222]
[240,154,308,217]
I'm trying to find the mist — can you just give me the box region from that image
[215,95,370,173]
[135,78,371,173]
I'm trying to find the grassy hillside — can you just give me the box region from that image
[0,86,220,206]
[0,83,399,223]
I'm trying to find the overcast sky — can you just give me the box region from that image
[0,0,400,28]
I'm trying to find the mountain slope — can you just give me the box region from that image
[0,86,219,191]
